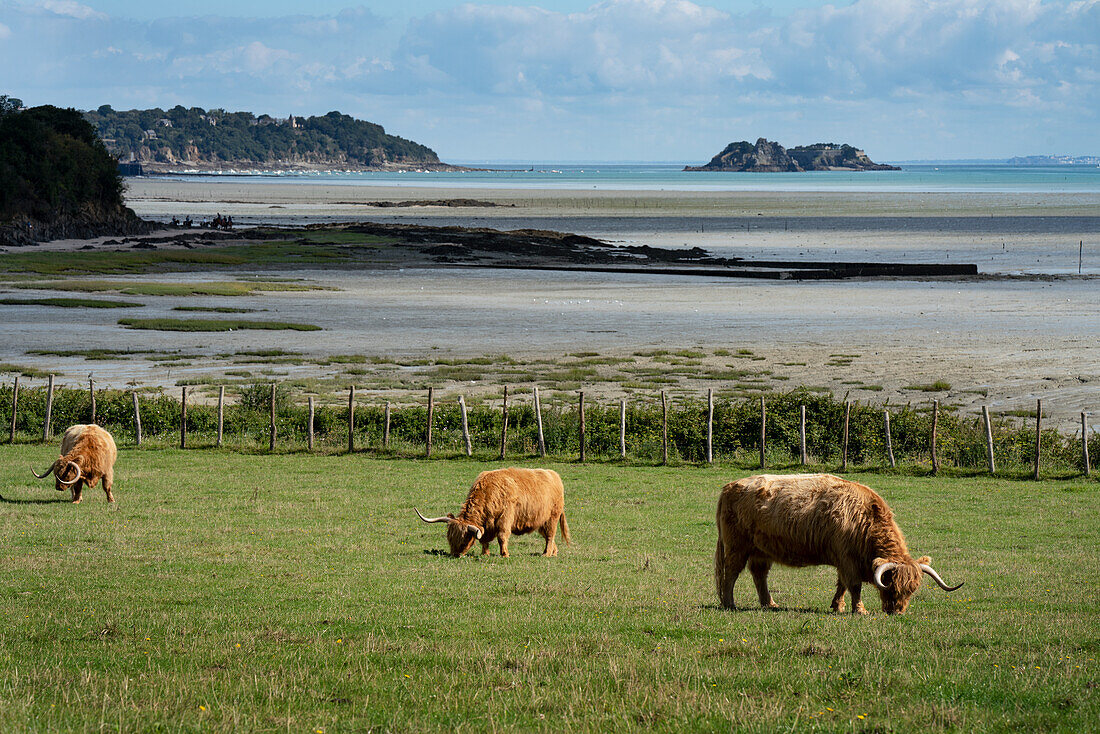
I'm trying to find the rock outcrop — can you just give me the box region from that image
[685,138,900,172]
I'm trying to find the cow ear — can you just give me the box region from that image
[446,513,455,519]
[917,555,931,565]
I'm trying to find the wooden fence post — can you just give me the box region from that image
[426,387,434,458]
[180,386,188,449]
[269,383,277,451]
[307,396,315,452]
[89,378,96,424]
[884,410,896,468]
[930,400,939,475]
[759,396,766,470]
[459,395,472,456]
[43,375,54,441]
[619,398,627,460]
[383,402,391,449]
[706,388,714,464]
[534,387,546,457]
[841,401,850,472]
[347,386,355,454]
[8,375,17,443]
[1083,412,1091,477]
[800,404,808,465]
[131,391,141,446]
[578,391,586,463]
[982,405,996,474]
[498,386,508,460]
[661,391,669,465]
[216,386,225,448]
[1032,398,1042,480]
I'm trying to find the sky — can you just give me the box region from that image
[1,0,1097,162]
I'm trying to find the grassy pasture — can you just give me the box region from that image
[0,448,1097,732]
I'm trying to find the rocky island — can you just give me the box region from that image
[685,138,900,172]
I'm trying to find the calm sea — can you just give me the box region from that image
[160,163,1100,193]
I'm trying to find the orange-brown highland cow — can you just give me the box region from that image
[416,467,571,557]
[715,474,962,615]
[32,424,117,503]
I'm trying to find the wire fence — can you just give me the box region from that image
[2,377,1095,477]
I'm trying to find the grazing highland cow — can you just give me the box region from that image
[32,424,117,503]
[715,474,961,615]
[415,467,571,557]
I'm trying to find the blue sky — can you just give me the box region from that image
[1,0,1097,162]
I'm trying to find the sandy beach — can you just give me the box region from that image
[2,177,1097,430]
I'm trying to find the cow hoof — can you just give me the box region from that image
[832,604,845,614]
[763,601,779,610]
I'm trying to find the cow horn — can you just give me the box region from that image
[920,564,964,592]
[56,461,82,486]
[872,562,897,590]
[32,464,56,479]
[414,508,451,524]
[468,524,484,540]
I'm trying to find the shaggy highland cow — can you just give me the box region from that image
[715,474,961,615]
[32,424,117,503]
[416,467,571,557]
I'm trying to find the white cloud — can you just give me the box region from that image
[38,0,106,20]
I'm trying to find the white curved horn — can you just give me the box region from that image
[56,461,82,486]
[469,524,484,540]
[414,508,451,524]
[32,464,56,479]
[920,564,964,592]
[873,562,898,590]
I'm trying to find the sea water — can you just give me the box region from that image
[158,163,1100,194]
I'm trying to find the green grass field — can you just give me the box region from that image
[1,447,1096,732]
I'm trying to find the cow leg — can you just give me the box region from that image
[830,578,847,613]
[103,469,115,503]
[497,529,511,558]
[839,575,867,615]
[748,557,779,609]
[541,514,559,557]
[847,584,867,615]
[480,540,491,556]
[70,481,83,504]
[715,537,750,610]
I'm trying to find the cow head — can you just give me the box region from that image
[872,556,963,614]
[415,508,484,557]
[32,457,83,492]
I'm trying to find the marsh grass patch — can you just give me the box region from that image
[0,296,142,308]
[118,318,321,332]
[16,280,329,297]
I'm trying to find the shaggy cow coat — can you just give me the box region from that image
[43,424,117,503]
[715,474,957,615]
[427,467,571,558]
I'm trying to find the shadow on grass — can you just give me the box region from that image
[700,602,838,616]
[0,492,69,505]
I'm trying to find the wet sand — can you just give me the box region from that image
[1,178,1097,430]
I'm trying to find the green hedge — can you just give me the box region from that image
[1,383,1094,473]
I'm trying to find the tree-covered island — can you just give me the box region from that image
[84,106,453,172]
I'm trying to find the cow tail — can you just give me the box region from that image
[559,513,572,545]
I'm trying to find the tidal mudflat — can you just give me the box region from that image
[0,179,1096,430]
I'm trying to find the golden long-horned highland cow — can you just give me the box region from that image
[32,424,117,504]
[416,467,571,557]
[715,474,961,614]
